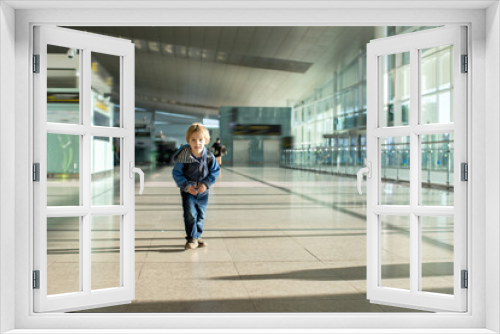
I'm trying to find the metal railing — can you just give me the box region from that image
[280,143,454,188]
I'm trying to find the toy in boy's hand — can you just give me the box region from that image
[196,183,207,194]
[186,186,198,195]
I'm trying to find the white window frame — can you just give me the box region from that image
[365,26,468,312]
[33,25,136,313]
[1,1,498,333]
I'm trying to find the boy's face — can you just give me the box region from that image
[189,131,206,154]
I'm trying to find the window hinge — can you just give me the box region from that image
[461,162,468,181]
[33,54,40,73]
[33,163,40,182]
[33,270,40,289]
[461,54,468,73]
[461,270,468,289]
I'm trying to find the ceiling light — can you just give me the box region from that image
[148,41,159,53]
[164,44,173,54]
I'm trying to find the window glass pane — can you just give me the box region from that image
[47,217,80,295]
[91,137,121,206]
[47,45,80,124]
[91,215,121,290]
[421,133,454,205]
[91,52,120,127]
[380,215,410,290]
[47,133,80,206]
[421,45,453,124]
[381,136,410,205]
[421,216,454,295]
[380,52,410,127]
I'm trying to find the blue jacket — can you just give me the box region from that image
[172,144,220,193]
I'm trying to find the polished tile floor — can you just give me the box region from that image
[47,165,454,313]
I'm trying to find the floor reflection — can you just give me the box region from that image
[46,166,454,313]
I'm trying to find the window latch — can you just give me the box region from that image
[356,161,372,195]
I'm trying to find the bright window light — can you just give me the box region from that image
[203,118,219,128]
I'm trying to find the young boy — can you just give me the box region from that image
[172,123,220,250]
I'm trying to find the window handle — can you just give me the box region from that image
[356,161,371,195]
[129,162,144,195]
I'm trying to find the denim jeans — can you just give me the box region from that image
[181,191,209,240]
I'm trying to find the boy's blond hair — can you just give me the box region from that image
[186,123,210,143]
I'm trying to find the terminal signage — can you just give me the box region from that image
[232,124,281,136]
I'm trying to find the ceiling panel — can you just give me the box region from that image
[71,26,377,116]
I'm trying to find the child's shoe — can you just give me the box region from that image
[198,238,208,247]
[185,238,198,250]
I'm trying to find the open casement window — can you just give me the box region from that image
[33,26,142,312]
[363,26,467,312]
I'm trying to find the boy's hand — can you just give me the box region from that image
[196,183,207,194]
[186,186,198,195]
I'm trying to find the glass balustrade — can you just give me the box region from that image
[281,139,454,188]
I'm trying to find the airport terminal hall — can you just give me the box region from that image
[45,26,457,313]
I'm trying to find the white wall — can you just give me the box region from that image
[0,2,16,333]
[485,2,500,332]
[7,5,495,332]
